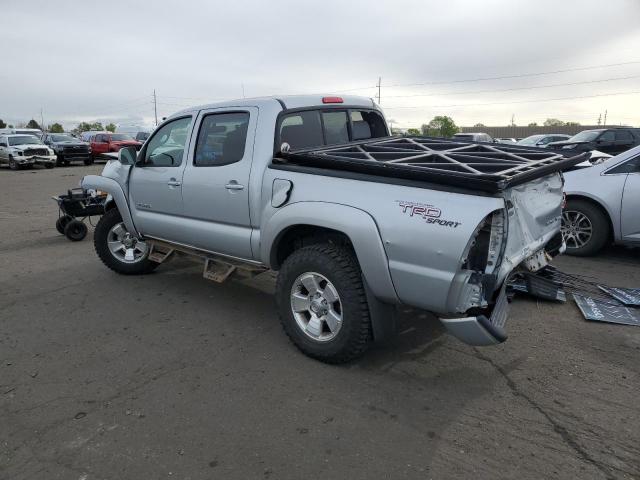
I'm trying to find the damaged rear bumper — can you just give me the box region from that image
[440,281,509,346]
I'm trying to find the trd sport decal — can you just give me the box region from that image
[397,201,462,228]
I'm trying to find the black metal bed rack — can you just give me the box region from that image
[274,136,588,193]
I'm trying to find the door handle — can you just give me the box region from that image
[167,180,181,187]
[225,182,244,191]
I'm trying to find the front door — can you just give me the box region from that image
[620,159,640,243]
[128,115,194,239]
[179,107,257,259]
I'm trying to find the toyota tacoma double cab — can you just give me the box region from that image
[82,95,585,363]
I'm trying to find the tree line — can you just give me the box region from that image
[0,118,117,134]
[398,116,582,137]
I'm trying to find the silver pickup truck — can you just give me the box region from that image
[82,95,584,363]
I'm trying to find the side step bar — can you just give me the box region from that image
[147,239,268,283]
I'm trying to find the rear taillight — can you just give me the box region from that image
[322,96,343,104]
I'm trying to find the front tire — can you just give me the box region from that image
[9,156,18,170]
[276,243,372,363]
[84,157,94,165]
[562,199,609,256]
[64,220,88,241]
[94,208,158,275]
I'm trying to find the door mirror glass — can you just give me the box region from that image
[118,146,137,165]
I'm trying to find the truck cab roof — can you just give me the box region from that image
[175,94,379,116]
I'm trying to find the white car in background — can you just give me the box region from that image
[0,134,56,169]
[562,145,640,255]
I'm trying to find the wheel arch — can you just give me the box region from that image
[263,202,398,305]
[81,174,139,237]
[565,194,614,241]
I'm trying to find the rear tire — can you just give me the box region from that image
[276,243,372,364]
[94,208,158,275]
[56,215,73,234]
[64,219,88,241]
[562,199,609,256]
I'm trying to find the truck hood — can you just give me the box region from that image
[11,143,48,150]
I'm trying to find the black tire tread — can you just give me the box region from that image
[276,243,372,364]
[94,209,158,275]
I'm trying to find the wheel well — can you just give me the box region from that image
[271,225,354,270]
[565,195,614,240]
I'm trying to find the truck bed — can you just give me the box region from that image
[274,136,589,193]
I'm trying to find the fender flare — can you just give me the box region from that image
[81,175,139,237]
[261,201,398,305]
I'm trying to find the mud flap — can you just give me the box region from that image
[439,282,509,346]
[363,277,396,344]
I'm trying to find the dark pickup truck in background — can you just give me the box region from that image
[42,133,92,166]
[547,127,640,155]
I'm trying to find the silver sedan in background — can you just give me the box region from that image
[562,145,640,255]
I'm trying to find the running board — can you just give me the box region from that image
[146,239,268,283]
[148,244,175,264]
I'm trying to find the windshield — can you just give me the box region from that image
[51,134,75,142]
[110,134,134,141]
[569,130,601,142]
[517,135,544,146]
[9,135,41,145]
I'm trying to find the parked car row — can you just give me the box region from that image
[0,129,147,169]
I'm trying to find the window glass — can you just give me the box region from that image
[615,130,633,141]
[279,111,324,150]
[350,110,387,140]
[144,116,192,167]
[322,111,349,144]
[599,131,615,142]
[194,112,249,166]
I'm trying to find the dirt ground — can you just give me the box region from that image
[1,164,639,480]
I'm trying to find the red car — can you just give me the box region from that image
[90,133,142,161]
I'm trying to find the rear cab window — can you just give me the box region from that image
[278,107,388,151]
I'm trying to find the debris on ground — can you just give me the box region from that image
[508,265,640,326]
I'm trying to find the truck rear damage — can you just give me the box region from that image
[441,173,565,345]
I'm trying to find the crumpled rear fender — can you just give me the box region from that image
[81,174,139,237]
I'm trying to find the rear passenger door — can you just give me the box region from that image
[179,107,257,259]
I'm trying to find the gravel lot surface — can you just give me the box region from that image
[1,165,639,479]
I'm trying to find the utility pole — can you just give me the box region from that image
[40,108,44,130]
[153,89,158,127]
[603,109,607,126]
[597,113,602,126]
[376,77,382,105]
[241,83,245,98]
[510,113,515,127]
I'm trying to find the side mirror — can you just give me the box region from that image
[118,146,137,165]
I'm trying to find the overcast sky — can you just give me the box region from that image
[2,0,639,130]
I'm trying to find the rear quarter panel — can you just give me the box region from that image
[259,168,504,313]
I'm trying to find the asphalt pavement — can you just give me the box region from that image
[1,164,639,480]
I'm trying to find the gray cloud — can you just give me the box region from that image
[1,0,639,129]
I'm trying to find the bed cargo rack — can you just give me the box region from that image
[274,136,589,193]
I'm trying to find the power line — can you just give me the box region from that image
[384,89,640,110]
[331,60,640,93]
[383,60,640,88]
[383,74,640,98]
